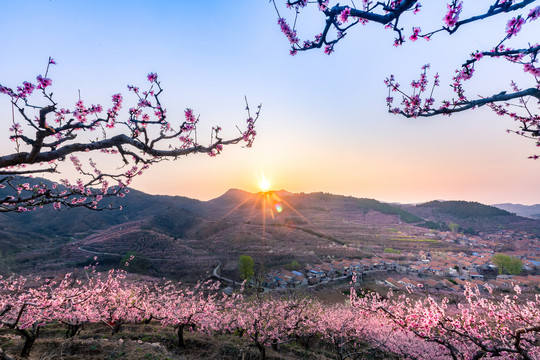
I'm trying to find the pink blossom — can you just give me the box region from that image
[409,27,421,42]
[147,72,158,83]
[443,1,463,28]
[36,75,52,89]
[524,63,540,76]
[278,18,299,44]
[528,6,540,21]
[324,45,334,55]
[339,7,351,23]
[506,16,525,38]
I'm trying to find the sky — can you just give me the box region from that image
[1,0,539,205]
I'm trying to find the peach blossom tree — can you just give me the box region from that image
[273,1,540,157]
[0,58,260,212]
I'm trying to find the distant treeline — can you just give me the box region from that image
[418,201,511,218]
[418,220,477,235]
[356,199,423,224]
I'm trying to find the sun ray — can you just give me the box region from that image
[259,174,271,192]
[220,193,256,220]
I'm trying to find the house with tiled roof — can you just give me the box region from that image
[441,279,460,292]
[379,258,397,270]
[423,278,442,289]
[398,278,416,288]
[307,266,325,278]
[385,278,403,289]
[468,271,484,280]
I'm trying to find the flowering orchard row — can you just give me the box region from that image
[0,269,539,359]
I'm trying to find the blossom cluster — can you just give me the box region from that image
[443,1,463,28]
[1,270,539,359]
[0,62,259,212]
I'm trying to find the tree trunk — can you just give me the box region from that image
[112,321,122,334]
[177,324,186,348]
[255,340,266,360]
[0,348,15,360]
[298,334,313,350]
[65,323,83,338]
[18,327,38,358]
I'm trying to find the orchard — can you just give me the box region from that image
[0,269,539,359]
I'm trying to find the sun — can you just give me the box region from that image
[259,175,271,192]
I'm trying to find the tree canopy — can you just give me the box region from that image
[492,253,523,275]
[238,254,255,281]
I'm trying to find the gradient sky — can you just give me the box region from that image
[1,1,539,205]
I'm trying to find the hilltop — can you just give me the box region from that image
[1,185,539,280]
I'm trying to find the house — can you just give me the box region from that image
[360,259,374,271]
[441,279,460,292]
[454,278,469,288]
[307,266,325,278]
[398,278,416,288]
[379,258,397,270]
[350,259,363,271]
[292,274,308,286]
[320,263,335,276]
[428,266,447,276]
[408,264,424,275]
[469,272,484,280]
[487,280,505,290]
[385,278,403,289]
[424,279,442,289]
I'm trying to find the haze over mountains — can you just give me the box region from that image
[492,203,540,219]
[1,185,539,280]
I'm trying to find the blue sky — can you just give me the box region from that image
[1,0,539,204]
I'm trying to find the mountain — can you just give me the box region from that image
[1,185,539,280]
[493,203,540,219]
[403,200,540,233]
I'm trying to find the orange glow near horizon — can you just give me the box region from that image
[258,174,271,192]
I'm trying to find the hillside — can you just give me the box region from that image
[1,186,539,279]
[494,203,540,219]
[403,200,540,234]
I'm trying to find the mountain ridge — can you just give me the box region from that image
[1,182,539,279]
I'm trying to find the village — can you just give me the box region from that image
[265,228,540,294]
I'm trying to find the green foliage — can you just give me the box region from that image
[418,220,451,231]
[238,255,255,281]
[120,251,152,274]
[356,198,423,223]
[448,222,461,233]
[284,260,302,271]
[384,248,401,254]
[492,253,523,275]
[463,227,478,235]
[418,200,511,218]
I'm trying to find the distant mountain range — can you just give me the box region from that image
[493,203,540,219]
[1,184,539,279]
